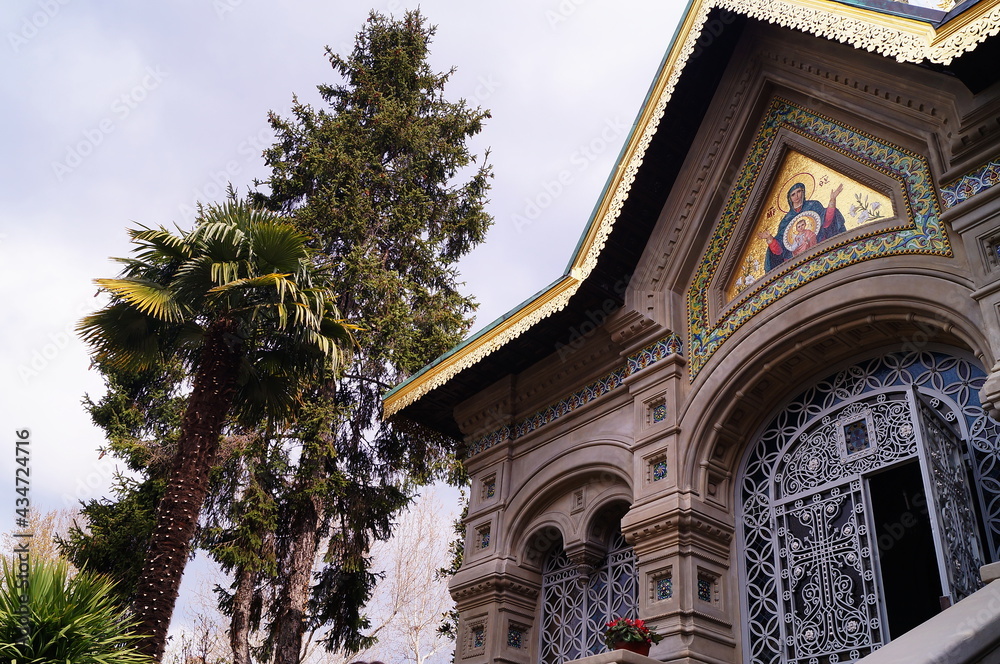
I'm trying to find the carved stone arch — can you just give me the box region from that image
[504,442,634,554]
[680,272,992,505]
[565,494,635,581]
[536,494,639,663]
[516,517,573,572]
[582,493,634,545]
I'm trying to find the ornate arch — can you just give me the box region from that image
[735,349,1000,664]
[679,272,992,501]
[539,504,638,664]
[505,446,634,564]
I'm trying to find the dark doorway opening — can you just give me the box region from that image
[868,459,942,639]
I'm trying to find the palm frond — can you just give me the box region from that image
[128,225,194,262]
[77,303,172,372]
[248,221,310,273]
[94,278,185,323]
[208,273,296,300]
[82,199,356,422]
[209,260,248,286]
[0,558,153,663]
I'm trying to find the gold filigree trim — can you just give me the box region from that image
[713,0,1000,65]
[383,0,1000,417]
[383,276,580,416]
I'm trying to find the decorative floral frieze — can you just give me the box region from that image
[465,333,683,458]
[941,158,1000,209]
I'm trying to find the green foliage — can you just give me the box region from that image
[82,361,186,474]
[78,198,356,658]
[0,558,153,663]
[256,8,491,375]
[229,8,492,655]
[59,362,182,604]
[436,489,468,644]
[78,200,355,416]
[59,476,163,607]
[74,9,491,659]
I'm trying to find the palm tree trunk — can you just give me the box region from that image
[133,319,242,660]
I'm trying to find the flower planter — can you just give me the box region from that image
[613,641,651,656]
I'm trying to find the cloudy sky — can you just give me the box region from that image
[0,0,687,645]
[0,0,688,528]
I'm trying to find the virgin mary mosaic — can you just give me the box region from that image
[727,151,895,301]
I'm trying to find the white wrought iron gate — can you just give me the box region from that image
[739,352,996,664]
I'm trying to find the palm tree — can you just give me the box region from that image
[78,200,354,660]
[0,558,153,663]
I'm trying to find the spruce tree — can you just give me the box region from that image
[239,9,491,661]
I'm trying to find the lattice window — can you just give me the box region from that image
[737,351,999,664]
[539,531,638,664]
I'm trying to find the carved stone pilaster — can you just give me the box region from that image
[980,361,1000,420]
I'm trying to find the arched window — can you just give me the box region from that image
[737,351,1000,664]
[539,524,638,663]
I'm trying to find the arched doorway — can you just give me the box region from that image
[737,350,1000,664]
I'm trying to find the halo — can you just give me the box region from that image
[777,172,816,213]
[783,210,821,249]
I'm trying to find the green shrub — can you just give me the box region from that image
[0,556,153,663]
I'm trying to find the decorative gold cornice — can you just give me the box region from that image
[383,0,1000,418]
[714,0,1000,65]
[931,1,1000,59]
[383,275,580,416]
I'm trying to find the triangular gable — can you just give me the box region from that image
[726,150,895,301]
[687,98,951,379]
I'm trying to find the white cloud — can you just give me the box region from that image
[0,0,686,644]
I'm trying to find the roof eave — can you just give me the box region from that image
[383,0,1000,421]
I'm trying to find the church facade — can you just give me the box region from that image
[384,1,1000,662]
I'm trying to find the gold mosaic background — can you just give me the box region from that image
[725,151,895,301]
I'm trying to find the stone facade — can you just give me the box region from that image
[387,3,1000,662]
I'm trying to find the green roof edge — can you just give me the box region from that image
[382,274,569,402]
[384,0,697,405]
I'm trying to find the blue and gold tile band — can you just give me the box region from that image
[465,333,682,458]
